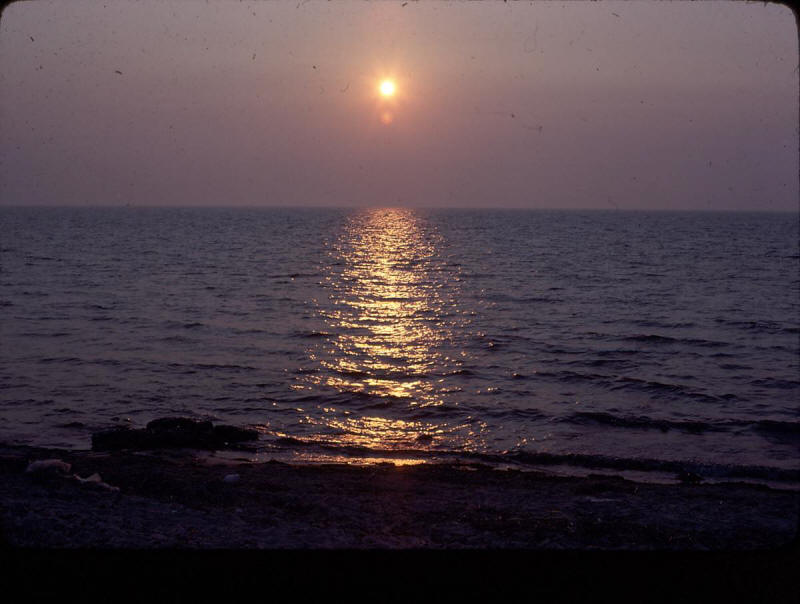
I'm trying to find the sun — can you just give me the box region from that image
[379,80,396,97]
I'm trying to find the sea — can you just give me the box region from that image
[1,207,798,487]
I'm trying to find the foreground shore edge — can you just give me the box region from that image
[1,443,797,550]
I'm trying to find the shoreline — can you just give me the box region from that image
[1,443,796,549]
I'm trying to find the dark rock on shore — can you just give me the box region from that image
[91,417,258,452]
[211,423,260,444]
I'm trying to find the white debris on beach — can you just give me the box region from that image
[73,472,120,492]
[74,472,103,484]
[24,460,120,492]
[26,459,72,474]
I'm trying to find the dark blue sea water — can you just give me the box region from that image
[1,207,798,485]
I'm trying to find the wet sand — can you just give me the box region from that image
[1,443,796,550]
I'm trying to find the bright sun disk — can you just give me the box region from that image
[379,80,396,97]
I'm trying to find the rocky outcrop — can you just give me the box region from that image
[91,417,258,452]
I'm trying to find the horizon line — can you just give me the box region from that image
[1,204,798,213]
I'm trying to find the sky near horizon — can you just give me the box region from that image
[0,0,797,210]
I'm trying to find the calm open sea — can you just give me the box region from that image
[1,207,798,485]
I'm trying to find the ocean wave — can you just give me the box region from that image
[717,320,799,336]
[440,368,477,377]
[620,334,728,347]
[333,368,371,378]
[565,411,726,434]
[299,331,334,338]
[358,399,411,410]
[19,331,72,338]
[86,359,123,367]
[230,328,267,335]
[564,411,800,440]
[483,407,546,421]
[155,335,193,343]
[505,450,800,483]
[261,436,800,484]
[273,390,376,406]
[408,404,465,420]
[748,378,799,390]
[629,320,697,329]
[37,357,82,364]
[164,362,257,372]
[608,377,722,402]
[567,358,636,370]
[533,370,609,384]
[753,419,800,435]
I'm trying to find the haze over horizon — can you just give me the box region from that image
[1,1,797,211]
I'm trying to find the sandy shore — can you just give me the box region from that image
[0,443,797,550]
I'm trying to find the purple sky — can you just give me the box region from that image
[1,1,797,210]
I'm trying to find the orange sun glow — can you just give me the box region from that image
[379,79,396,97]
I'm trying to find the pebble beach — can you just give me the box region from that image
[2,443,796,550]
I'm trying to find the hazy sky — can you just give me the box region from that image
[1,0,797,210]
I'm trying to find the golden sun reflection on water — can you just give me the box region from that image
[298,414,468,451]
[298,208,486,458]
[315,208,453,404]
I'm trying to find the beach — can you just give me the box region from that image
[1,443,796,550]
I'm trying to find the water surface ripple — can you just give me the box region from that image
[1,207,798,484]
